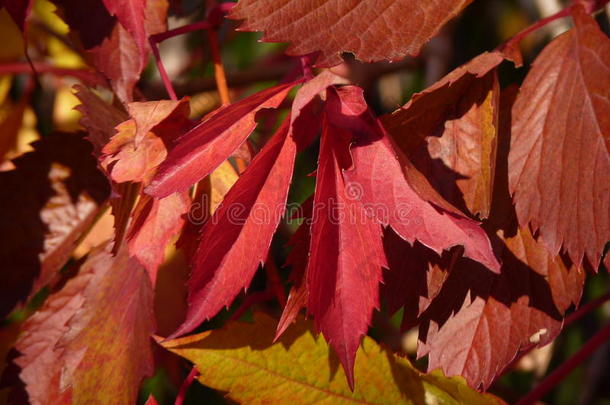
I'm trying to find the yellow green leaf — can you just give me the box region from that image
[209,160,240,213]
[160,313,504,405]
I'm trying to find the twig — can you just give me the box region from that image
[150,21,212,44]
[564,292,610,327]
[499,0,610,60]
[143,63,293,99]
[174,365,200,405]
[265,255,287,307]
[229,290,275,321]
[148,22,216,100]
[206,28,231,105]
[143,58,418,99]
[149,37,177,101]
[535,0,571,37]
[499,6,571,60]
[148,2,235,101]
[0,62,103,86]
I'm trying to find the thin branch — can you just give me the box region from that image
[564,292,610,328]
[0,62,103,86]
[499,0,610,61]
[265,255,287,307]
[149,37,177,101]
[498,6,571,63]
[229,290,275,321]
[207,28,231,105]
[174,365,200,405]
[535,0,571,37]
[150,21,212,44]
[142,58,418,99]
[147,2,234,101]
[148,22,215,101]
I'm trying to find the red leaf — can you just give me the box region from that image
[382,51,503,153]
[169,118,297,338]
[290,70,347,150]
[92,96,191,258]
[147,82,298,198]
[509,5,610,268]
[100,98,191,184]
[381,228,449,330]
[0,133,109,318]
[89,0,168,102]
[306,107,387,389]
[291,71,346,124]
[230,0,474,67]
[417,225,584,390]
[74,85,143,256]
[15,243,155,404]
[102,0,147,64]
[419,70,500,219]
[339,86,500,272]
[145,394,159,405]
[380,53,504,221]
[101,120,167,184]
[127,98,191,145]
[415,85,585,389]
[74,84,129,158]
[127,192,190,284]
[275,219,311,340]
[91,24,144,103]
[174,160,240,263]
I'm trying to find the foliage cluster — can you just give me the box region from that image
[0,0,609,404]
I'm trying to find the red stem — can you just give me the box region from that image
[265,255,287,307]
[147,2,233,101]
[149,37,177,101]
[504,7,571,48]
[174,365,200,405]
[148,22,214,101]
[565,292,610,328]
[577,0,610,13]
[150,21,212,44]
[516,321,610,405]
[229,290,275,321]
[500,0,610,59]
[23,42,41,89]
[0,62,102,85]
[207,28,231,105]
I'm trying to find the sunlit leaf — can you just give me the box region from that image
[160,313,504,404]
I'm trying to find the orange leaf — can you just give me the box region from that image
[509,5,610,268]
[230,0,475,67]
[15,243,155,404]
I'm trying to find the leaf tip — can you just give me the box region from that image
[345,366,356,392]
